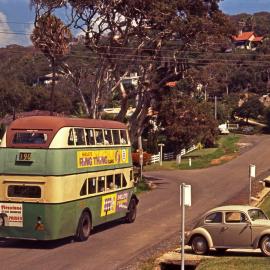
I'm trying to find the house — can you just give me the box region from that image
[232,31,264,50]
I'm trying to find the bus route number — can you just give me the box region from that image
[17,152,32,161]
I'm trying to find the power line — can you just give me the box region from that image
[2,48,270,68]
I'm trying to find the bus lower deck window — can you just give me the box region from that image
[8,185,41,198]
[98,177,105,192]
[115,174,121,188]
[88,177,96,194]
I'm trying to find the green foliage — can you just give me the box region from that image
[158,91,218,152]
[235,96,264,122]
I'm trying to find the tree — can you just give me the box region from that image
[158,91,218,151]
[31,0,232,143]
[234,96,264,122]
[31,14,72,115]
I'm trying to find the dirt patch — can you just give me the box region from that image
[210,154,237,165]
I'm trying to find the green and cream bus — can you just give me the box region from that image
[0,116,138,241]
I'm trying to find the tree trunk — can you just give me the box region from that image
[50,59,56,116]
[77,87,90,116]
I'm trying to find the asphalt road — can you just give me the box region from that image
[1,134,270,270]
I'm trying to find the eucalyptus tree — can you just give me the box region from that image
[31,0,231,142]
[31,14,72,115]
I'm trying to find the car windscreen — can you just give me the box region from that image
[248,209,268,221]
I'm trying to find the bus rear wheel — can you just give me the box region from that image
[126,198,137,223]
[75,211,91,241]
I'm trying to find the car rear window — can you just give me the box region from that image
[205,212,222,223]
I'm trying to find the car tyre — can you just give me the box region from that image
[75,211,91,242]
[126,198,137,223]
[191,235,209,255]
[260,235,270,257]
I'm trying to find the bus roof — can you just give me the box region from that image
[6,116,127,148]
[8,116,127,131]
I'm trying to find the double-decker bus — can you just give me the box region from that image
[0,116,138,241]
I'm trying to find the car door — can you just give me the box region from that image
[223,211,252,247]
[203,211,224,247]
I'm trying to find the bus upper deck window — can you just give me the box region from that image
[8,185,41,198]
[85,129,95,145]
[104,130,113,145]
[74,128,86,146]
[120,130,127,144]
[95,129,104,145]
[112,130,120,145]
[68,129,74,145]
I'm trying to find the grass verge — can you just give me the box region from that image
[144,134,240,171]
[259,194,270,218]
[197,257,270,270]
[135,176,151,194]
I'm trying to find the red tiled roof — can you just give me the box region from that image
[232,31,254,41]
[254,36,263,42]
[232,31,264,42]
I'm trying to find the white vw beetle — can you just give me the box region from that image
[186,205,270,256]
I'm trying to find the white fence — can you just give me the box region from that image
[150,153,160,164]
[149,145,197,164]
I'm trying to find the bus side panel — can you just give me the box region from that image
[0,148,5,174]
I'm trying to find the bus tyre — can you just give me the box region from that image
[75,211,91,242]
[126,198,137,223]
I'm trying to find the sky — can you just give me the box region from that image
[0,0,270,47]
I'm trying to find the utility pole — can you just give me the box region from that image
[214,96,217,120]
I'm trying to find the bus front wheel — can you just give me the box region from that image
[126,198,137,223]
[75,211,91,241]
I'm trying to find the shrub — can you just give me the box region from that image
[132,152,152,166]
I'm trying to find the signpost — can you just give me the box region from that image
[180,183,191,270]
[249,164,256,205]
[138,136,143,182]
[158,143,165,166]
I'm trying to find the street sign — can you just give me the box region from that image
[180,184,191,207]
[249,164,256,178]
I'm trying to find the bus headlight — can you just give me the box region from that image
[35,216,45,231]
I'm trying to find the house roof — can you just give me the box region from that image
[232,31,254,41]
[232,31,264,43]
[254,36,264,42]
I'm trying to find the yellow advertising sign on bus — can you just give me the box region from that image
[77,149,129,168]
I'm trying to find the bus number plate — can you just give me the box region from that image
[17,152,32,161]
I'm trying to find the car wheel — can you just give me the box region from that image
[191,235,209,255]
[75,211,91,242]
[215,248,227,255]
[260,235,270,257]
[126,198,137,223]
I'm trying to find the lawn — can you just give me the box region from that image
[143,134,240,171]
[259,194,270,218]
[197,257,270,270]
